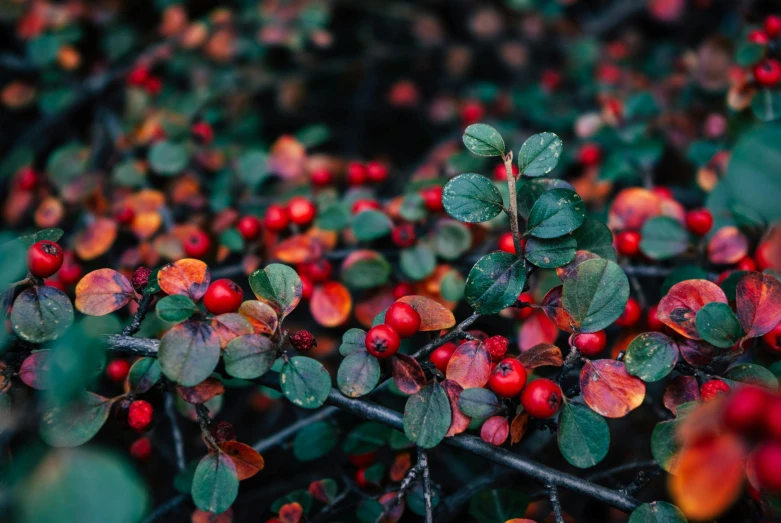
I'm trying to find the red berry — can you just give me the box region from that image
[27,240,64,278]
[391,224,416,248]
[311,168,333,186]
[517,292,534,320]
[289,330,316,352]
[748,29,770,45]
[347,162,367,185]
[766,15,781,38]
[348,451,377,467]
[191,122,213,145]
[685,208,713,236]
[488,358,528,398]
[754,443,781,492]
[429,342,457,373]
[755,59,781,87]
[723,386,770,434]
[203,279,243,315]
[236,216,262,240]
[355,468,371,488]
[128,400,154,431]
[57,253,82,286]
[130,437,152,461]
[420,186,444,212]
[183,229,211,258]
[385,302,421,338]
[766,397,781,440]
[647,304,665,331]
[145,76,162,96]
[128,66,149,86]
[115,206,134,225]
[736,256,757,272]
[392,282,414,300]
[485,335,509,361]
[106,359,131,383]
[651,186,674,199]
[44,279,65,291]
[493,163,518,181]
[572,330,606,357]
[615,298,641,327]
[499,232,516,254]
[299,259,332,283]
[763,322,781,352]
[756,241,775,271]
[700,379,730,401]
[132,267,152,294]
[616,231,641,257]
[300,274,314,300]
[365,324,401,358]
[520,379,563,418]
[460,100,484,125]
[16,167,37,190]
[351,199,381,214]
[366,161,388,183]
[287,197,316,225]
[264,204,289,232]
[578,143,601,166]
[541,69,562,91]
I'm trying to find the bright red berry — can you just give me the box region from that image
[130,437,152,461]
[145,76,162,96]
[700,379,731,401]
[355,468,371,488]
[651,186,673,199]
[264,204,289,232]
[115,206,134,225]
[763,322,781,352]
[615,298,641,327]
[420,186,444,212]
[493,163,518,181]
[765,397,781,440]
[499,232,516,254]
[203,279,243,315]
[300,274,313,300]
[541,69,562,91]
[429,342,457,373]
[366,161,388,183]
[236,216,262,240]
[128,66,149,86]
[616,231,641,257]
[488,358,527,398]
[365,324,401,358]
[572,330,606,357]
[766,15,781,38]
[520,379,563,418]
[685,208,713,236]
[460,100,484,125]
[299,259,332,283]
[27,240,64,278]
[748,29,770,45]
[578,143,602,166]
[348,451,377,468]
[287,197,316,225]
[723,386,770,434]
[736,256,757,272]
[183,229,211,258]
[191,121,213,145]
[385,302,421,338]
[392,282,414,300]
[391,224,416,248]
[754,443,781,492]
[106,359,131,383]
[16,167,37,191]
[755,59,781,87]
[485,335,509,361]
[351,199,381,214]
[311,168,333,187]
[647,304,664,331]
[518,292,534,320]
[347,162,367,185]
[128,400,154,431]
[57,253,82,286]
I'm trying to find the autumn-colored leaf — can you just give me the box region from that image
[708,226,749,265]
[310,282,352,327]
[442,379,470,437]
[75,269,134,316]
[518,311,558,350]
[237,300,278,336]
[277,501,303,523]
[677,338,736,369]
[397,295,456,331]
[211,313,254,349]
[509,411,529,445]
[555,250,599,281]
[19,350,52,390]
[516,343,563,369]
[580,359,646,418]
[177,377,225,404]
[539,285,575,332]
[354,288,395,328]
[389,451,412,482]
[74,217,117,260]
[669,433,746,520]
[658,279,728,339]
[391,354,426,395]
[480,416,509,446]
[218,442,265,481]
[272,234,323,264]
[675,396,728,448]
[663,376,701,416]
[446,340,491,389]
[607,187,662,231]
[735,271,781,338]
[158,258,212,301]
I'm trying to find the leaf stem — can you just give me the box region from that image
[504,152,524,257]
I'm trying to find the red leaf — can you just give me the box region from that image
[211,313,254,349]
[441,379,470,437]
[658,279,728,339]
[237,300,278,336]
[539,285,575,333]
[509,411,529,445]
[516,343,563,369]
[391,354,426,395]
[218,441,265,481]
[177,377,225,404]
[663,375,701,415]
[608,187,663,231]
[19,350,52,390]
[278,502,303,523]
[445,340,491,389]
[310,282,352,327]
[736,271,781,338]
[389,451,412,482]
[518,311,558,350]
[708,226,749,265]
[480,416,509,446]
[580,359,646,418]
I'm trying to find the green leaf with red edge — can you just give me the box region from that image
[308,478,338,504]
[340,250,391,289]
[158,320,221,387]
[211,313,254,349]
[465,252,526,315]
[337,351,380,398]
[518,132,563,177]
[249,263,302,319]
[271,491,313,513]
[75,269,135,316]
[628,502,687,523]
[40,392,113,447]
[624,332,679,382]
[557,401,609,469]
[176,377,225,405]
[695,302,743,349]
[527,188,585,239]
[157,258,212,301]
[397,295,456,331]
[391,354,426,395]
[480,416,509,446]
[19,350,52,390]
[516,343,563,369]
[736,271,781,338]
[462,123,505,157]
[128,357,161,393]
[442,173,505,223]
[223,334,276,380]
[442,379,470,437]
[191,451,239,514]
[458,387,501,418]
[446,340,491,389]
[281,356,331,409]
[580,360,646,418]
[658,279,728,339]
[562,258,629,333]
[403,382,451,448]
[238,300,278,336]
[218,441,264,480]
[11,286,73,343]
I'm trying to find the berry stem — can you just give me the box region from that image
[503,152,524,258]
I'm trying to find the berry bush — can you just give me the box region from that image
[4,2,781,523]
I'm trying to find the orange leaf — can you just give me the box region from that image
[237,300,278,336]
[219,441,265,481]
[158,258,212,301]
[354,288,395,328]
[74,217,117,260]
[442,379,470,437]
[539,286,574,333]
[389,451,412,482]
[580,359,645,418]
[397,295,456,331]
[75,269,134,316]
[658,279,727,339]
[708,226,749,265]
[446,340,491,389]
[211,313,254,349]
[310,282,352,327]
[516,343,563,369]
[272,234,323,264]
[277,502,303,523]
[509,411,529,445]
[177,377,225,404]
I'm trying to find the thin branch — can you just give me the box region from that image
[504,152,524,258]
[548,484,564,523]
[419,448,433,523]
[140,494,187,523]
[619,464,663,495]
[374,461,422,523]
[123,293,154,336]
[410,312,481,360]
[103,334,159,356]
[252,406,340,452]
[438,468,511,522]
[165,392,186,471]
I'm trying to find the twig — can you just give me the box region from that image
[103,334,159,356]
[140,494,187,523]
[165,392,186,471]
[548,484,564,523]
[438,468,511,522]
[504,152,524,257]
[123,293,154,336]
[583,0,645,36]
[410,312,481,360]
[252,406,340,452]
[374,461,422,523]
[619,464,663,495]
[419,448,433,523]
[195,404,217,448]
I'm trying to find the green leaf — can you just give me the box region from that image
[293,421,338,461]
[434,221,472,260]
[403,382,451,448]
[249,263,302,319]
[352,210,392,241]
[236,150,269,187]
[219,228,244,252]
[525,236,577,268]
[442,173,504,223]
[356,499,384,523]
[518,132,563,177]
[458,387,501,418]
[624,332,679,382]
[158,320,221,387]
[223,334,276,379]
[651,419,680,473]
[628,502,687,523]
[571,219,616,261]
[339,329,367,356]
[407,482,441,515]
[47,144,87,189]
[465,252,526,315]
[191,452,239,514]
[340,253,391,290]
[148,140,189,175]
[527,188,585,238]
[724,363,779,388]
[156,294,198,323]
[462,124,505,156]
[695,302,743,349]
[337,351,381,398]
[112,159,145,187]
[640,217,689,261]
[562,258,629,333]
[316,204,350,231]
[11,286,74,343]
[752,89,781,122]
[399,193,427,221]
[40,392,113,447]
[736,41,765,67]
[441,270,466,302]
[280,356,331,409]
[400,244,436,281]
[343,422,390,454]
[18,228,65,247]
[469,488,529,523]
[557,402,610,468]
[516,178,574,219]
[128,358,161,393]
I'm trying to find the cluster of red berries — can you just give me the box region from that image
[127,66,163,95]
[364,302,422,358]
[747,15,781,87]
[342,161,389,186]
[296,258,333,300]
[263,196,317,232]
